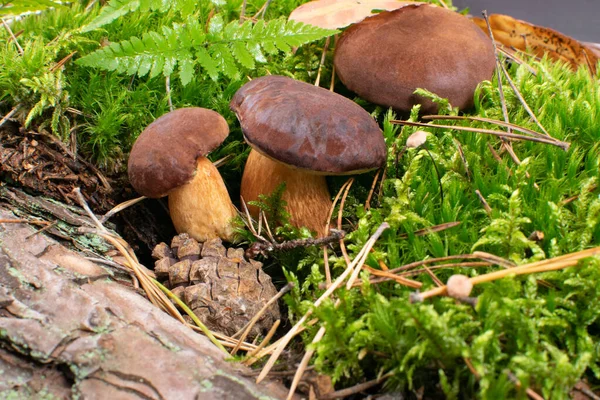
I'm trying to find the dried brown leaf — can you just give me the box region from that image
[472,14,598,73]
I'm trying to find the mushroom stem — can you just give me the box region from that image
[169,157,238,242]
[241,150,332,237]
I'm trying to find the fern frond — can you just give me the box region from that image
[0,0,64,16]
[81,0,196,32]
[81,0,141,32]
[78,17,338,85]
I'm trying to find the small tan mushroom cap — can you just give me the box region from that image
[334,5,496,114]
[446,274,473,298]
[128,108,229,198]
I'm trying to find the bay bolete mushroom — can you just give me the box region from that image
[230,75,386,236]
[128,107,238,242]
[334,4,496,114]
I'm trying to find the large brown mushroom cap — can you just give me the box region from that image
[128,107,229,198]
[230,75,386,174]
[334,5,496,114]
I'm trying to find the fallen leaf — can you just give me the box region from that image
[289,0,421,30]
[472,14,598,74]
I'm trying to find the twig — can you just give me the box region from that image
[314,36,331,87]
[240,0,248,23]
[319,372,394,399]
[1,17,23,55]
[323,179,353,285]
[0,107,18,128]
[165,76,174,112]
[287,326,326,399]
[231,283,293,355]
[100,196,146,223]
[412,246,600,302]
[0,218,50,226]
[246,229,345,259]
[243,319,280,363]
[364,169,381,211]
[422,115,554,141]
[496,60,552,138]
[24,221,58,239]
[72,188,106,232]
[390,120,569,149]
[337,179,354,267]
[505,370,545,400]
[398,221,461,239]
[256,223,389,383]
[475,189,492,215]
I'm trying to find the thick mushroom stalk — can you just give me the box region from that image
[241,150,331,236]
[169,158,238,242]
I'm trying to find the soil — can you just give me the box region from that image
[0,121,177,263]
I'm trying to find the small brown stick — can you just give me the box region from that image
[337,178,354,267]
[473,251,516,268]
[475,189,492,215]
[314,36,331,87]
[286,326,326,399]
[1,17,23,55]
[496,60,552,138]
[505,371,545,400]
[25,221,58,239]
[421,264,444,287]
[412,246,600,302]
[363,265,422,288]
[399,221,461,239]
[364,169,381,211]
[0,218,50,226]
[240,0,248,23]
[323,179,352,285]
[329,35,338,92]
[0,107,18,128]
[100,196,146,223]
[390,120,568,149]
[49,51,77,73]
[246,229,345,259]
[230,283,293,355]
[73,188,106,232]
[422,115,554,142]
[165,76,174,112]
[256,223,389,383]
[400,262,492,277]
[319,372,394,399]
[453,139,472,181]
[437,0,449,8]
[497,45,538,75]
[243,319,280,364]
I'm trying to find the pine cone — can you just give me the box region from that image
[152,233,280,339]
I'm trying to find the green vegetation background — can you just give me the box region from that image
[1,0,599,398]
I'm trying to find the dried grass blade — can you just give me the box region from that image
[255,222,389,383]
[390,120,568,149]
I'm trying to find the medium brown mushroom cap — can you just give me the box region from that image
[128,108,229,198]
[230,75,386,174]
[334,5,496,114]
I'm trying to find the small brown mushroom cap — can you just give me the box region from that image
[334,5,496,114]
[128,107,229,198]
[230,75,386,174]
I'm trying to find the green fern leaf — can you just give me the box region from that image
[82,0,196,32]
[77,17,338,84]
[196,47,219,81]
[81,0,140,32]
[0,0,64,16]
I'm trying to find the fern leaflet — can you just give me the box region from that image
[81,0,196,32]
[77,17,338,85]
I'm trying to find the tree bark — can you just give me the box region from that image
[0,206,289,399]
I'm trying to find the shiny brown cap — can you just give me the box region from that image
[334,5,496,114]
[128,108,229,198]
[230,75,386,174]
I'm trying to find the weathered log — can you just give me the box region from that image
[0,207,289,399]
